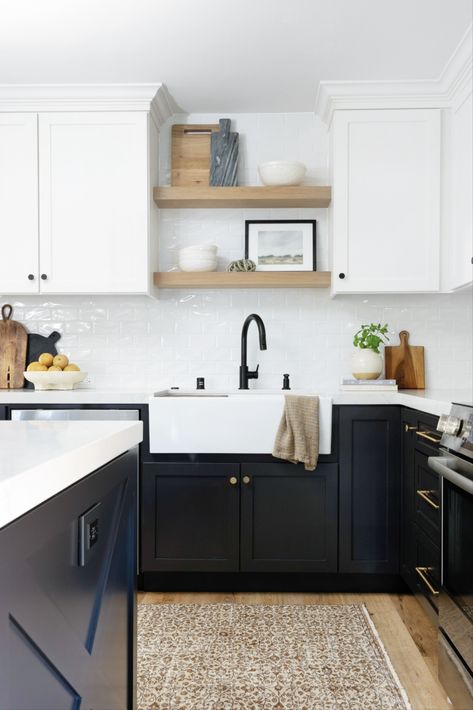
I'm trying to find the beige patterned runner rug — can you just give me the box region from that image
[137,603,410,710]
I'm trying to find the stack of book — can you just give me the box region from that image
[340,378,398,392]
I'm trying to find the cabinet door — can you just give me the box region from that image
[331,109,440,293]
[240,462,338,572]
[38,112,149,294]
[400,409,417,584]
[0,114,39,294]
[339,406,400,573]
[141,463,240,572]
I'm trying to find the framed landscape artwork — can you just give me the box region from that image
[245,220,317,271]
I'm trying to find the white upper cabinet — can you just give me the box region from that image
[0,84,168,296]
[443,78,473,291]
[330,109,441,294]
[38,112,149,294]
[0,114,39,294]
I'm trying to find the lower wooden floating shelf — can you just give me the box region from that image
[153,271,331,289]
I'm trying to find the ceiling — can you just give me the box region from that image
[0,0,471,113]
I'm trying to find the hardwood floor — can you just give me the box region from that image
[138,590,449,710]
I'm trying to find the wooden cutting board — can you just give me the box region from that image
[0,304,28,389]
[385,330,425,389]
[171,123,220,186]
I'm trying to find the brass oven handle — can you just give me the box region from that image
[404,424,417,432]
[415,566,439,596]
[416,489,440,510]
[416,430,441,444]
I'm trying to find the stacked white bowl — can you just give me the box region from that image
[178,244,218,272]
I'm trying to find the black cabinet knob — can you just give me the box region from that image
[41,273,48,280]
[338,272,346,279]
[27,274,34,280]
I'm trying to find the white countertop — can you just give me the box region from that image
[0,420,143,529]
[0,386,471,417]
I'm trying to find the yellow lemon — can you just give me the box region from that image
[48,365,62,371]
[38,353,54,367]
[53,354,69,369]
[64,364,80,371]
[27,362,48,372]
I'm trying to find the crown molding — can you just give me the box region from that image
[315,23,472,125]
[0,83,179,128]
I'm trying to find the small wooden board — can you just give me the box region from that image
[0,304,28,389]
[385,330,425,389]
[171,124,220,187]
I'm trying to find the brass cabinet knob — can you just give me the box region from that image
[229,476,238,485]
[242,475,251,485]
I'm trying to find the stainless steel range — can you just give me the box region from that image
[429,402,473,709]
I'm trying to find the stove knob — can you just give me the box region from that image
[437,414,449,433]
[445,415,462,436]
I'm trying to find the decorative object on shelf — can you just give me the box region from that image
[0,304,28,389]
[385,331,425,389]
[226,259,256,272]
[24,330,61,388]
[258,160,307,186]
[210,119,239,186]
[351,323,389,380]
[178,244,218,272]
[245,220,316,271]
[171,123,220,186]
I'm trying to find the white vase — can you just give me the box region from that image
[351,348,383,380]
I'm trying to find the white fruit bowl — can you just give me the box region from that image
[258,160,307,186]
[23,371,87,390]
[179,244,217,256]
[178,257,218,272]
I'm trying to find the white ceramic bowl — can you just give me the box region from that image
[258,161,307,186]
[23,370,88,391]
[179,244,218,256]
[178,256,218,272]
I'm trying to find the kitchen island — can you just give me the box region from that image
[0,420,143,710]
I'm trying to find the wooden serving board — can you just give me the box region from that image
[171,123,220,186]
[0,304,28,389]
[385,330,425,389]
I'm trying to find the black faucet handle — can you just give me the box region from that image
[248,364,259,380]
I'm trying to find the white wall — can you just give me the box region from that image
[2,112,472,392]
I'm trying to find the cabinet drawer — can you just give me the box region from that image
[414,526,440,610]
[414,451,440,543]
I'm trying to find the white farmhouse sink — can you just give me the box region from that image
[148,390,332,455]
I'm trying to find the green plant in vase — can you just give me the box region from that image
[352,323,389,379]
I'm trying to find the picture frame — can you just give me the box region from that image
[245,220,317,271]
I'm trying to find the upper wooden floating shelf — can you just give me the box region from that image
[153,185,332,209]
[153,271,331,289]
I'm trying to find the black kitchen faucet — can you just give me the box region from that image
[239,313,267,389]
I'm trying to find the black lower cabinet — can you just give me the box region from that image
[339,406,401,574]
[240,463,338,572]
[0,406,6,420]
[141,462,240,572]
[400,407,441,610]
[0,450,137,710]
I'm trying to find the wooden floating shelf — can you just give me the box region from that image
[153,271,331,289]
[153,185,331,209]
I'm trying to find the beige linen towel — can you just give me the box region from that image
[272,395,319,471]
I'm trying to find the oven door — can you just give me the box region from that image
[430,455,473,673]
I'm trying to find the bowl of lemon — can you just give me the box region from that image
[24,354,87,390]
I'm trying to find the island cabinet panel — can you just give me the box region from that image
[0,406,6,420]
[339,406,401,574]
[240,463,338,573]
[141,462,240,572]
[0,450,137,710]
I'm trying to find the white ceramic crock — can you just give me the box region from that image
[351,349,383,380]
